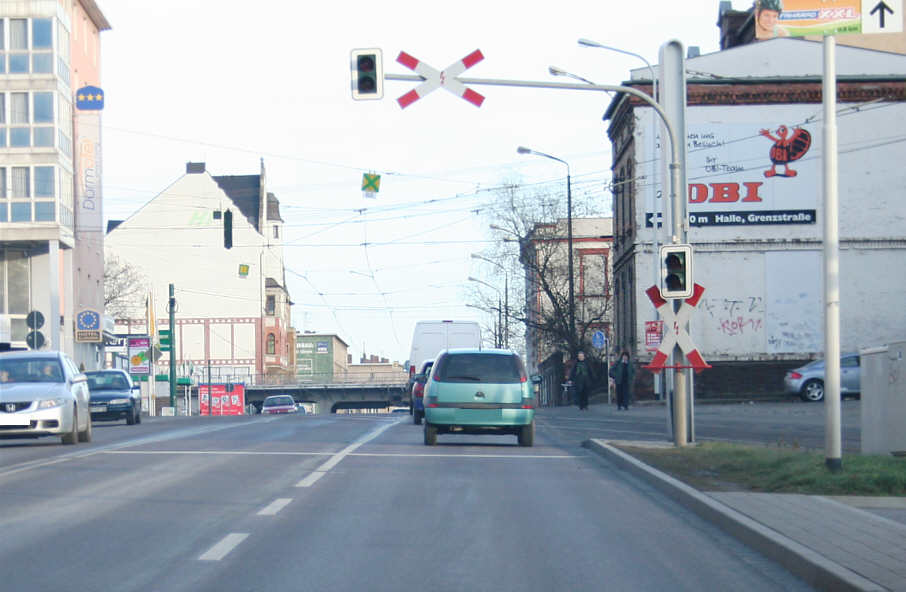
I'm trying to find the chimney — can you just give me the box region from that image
[186,162,205,174]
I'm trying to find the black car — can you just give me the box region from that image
[85,369,142,425]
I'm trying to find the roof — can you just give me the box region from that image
[80,0,111,31]
[267,193,283,222]
[107,220,123,234]
[213,175,261,230]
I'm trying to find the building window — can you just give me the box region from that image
[3,18,56,76]
[266,333,276,355]
[265,295,276,315]
[273,225,279,239]
[0,249,30,341]
[4,166,57,222]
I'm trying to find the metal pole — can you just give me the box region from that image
[498,295,503,348]
[566,172,575,352]
[169,283,176,411]
[504,274,509,348]
[207,358,212,416]
[823,35,842,471]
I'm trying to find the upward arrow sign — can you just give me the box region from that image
[871,1,894,28]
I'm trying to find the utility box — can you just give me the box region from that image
[860,341,906,455]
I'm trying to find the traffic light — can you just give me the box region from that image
[660,244,693,299]
[223,209,233,249]
[351,48,383,100]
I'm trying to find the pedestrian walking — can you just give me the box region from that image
[609,351,635,410]
[568,351,591,411]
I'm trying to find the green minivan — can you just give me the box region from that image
[421,349,535,447]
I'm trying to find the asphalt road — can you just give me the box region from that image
[0,411,813,591]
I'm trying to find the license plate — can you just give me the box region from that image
[90,406,106,413]
[0,415,30,427]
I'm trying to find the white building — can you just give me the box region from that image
[105,161,294,384]
[0,0,110,369]
[606,39,906,397]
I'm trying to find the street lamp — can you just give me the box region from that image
[516,145,575,352]
[471,254,509,348]
[468,276,503,348]
[578,38,662,399]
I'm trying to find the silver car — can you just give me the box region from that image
[783,354,861,402]
[0,351,93,444]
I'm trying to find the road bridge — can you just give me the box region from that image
[245,382,409,414]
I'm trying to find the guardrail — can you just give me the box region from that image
[191,373,409,387]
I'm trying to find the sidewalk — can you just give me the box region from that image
[585,439,906,592]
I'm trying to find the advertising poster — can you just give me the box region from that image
[645,321,664,352]
[754,0,861,39]
[127,336,151,375]
[685,122,818,228]
[199,383,246,415]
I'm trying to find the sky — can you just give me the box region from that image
[98,0,738,364]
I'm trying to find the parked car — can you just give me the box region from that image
[85,369,141,425]
[0,350,93,444]
[261,395,298,414]
[422,349,535,447]
[783,354,861,402]
[410,358,434,426]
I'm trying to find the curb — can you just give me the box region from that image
[583,439,885,592]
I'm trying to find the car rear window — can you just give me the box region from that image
[86,372,130,390]
[265,396,294,406]
[433,353,525,384]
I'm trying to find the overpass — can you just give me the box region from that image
[245,381,410,414]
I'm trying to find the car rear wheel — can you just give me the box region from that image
[424,422,437,446]
[78,411,92,442]
[126,403,136,425]
[61,407,78,445]
[800,379,824,402]
[518,421,535,447]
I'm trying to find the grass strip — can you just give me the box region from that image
[617,442,906,496]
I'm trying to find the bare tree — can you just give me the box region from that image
[473,179,612,366]
[104,253,148,319]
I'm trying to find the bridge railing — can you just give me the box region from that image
[209,373,409,387]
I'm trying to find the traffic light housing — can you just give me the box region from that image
[223,209,233,249]
[660,244,693,299]
[351,48,383,100]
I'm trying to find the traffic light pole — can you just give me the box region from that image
[169,283,176,411]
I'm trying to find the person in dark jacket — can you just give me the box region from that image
[609,351,635,410]
[568,351,591,411]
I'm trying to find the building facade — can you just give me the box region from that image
[295,332,348,383]
[0,0,108,369]
[605,38,906,398]
[105,161,294,385]
[521,216,613,404]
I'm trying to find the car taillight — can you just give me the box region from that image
[414,384,425,398]
[409,365,415,377]
[521,404,534,409]
[790,372,802,379]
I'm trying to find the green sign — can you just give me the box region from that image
[159,329,171,352]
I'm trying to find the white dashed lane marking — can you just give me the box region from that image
[257,498,293,516]
[198,533,249,561]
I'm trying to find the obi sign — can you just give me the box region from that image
[683,122,818,228]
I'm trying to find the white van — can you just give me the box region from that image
[408,320,482,378]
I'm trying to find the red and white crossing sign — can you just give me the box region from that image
[644,283,711,374]
[396,49,485,109]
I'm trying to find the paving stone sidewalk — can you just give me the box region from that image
[587,439,906,592]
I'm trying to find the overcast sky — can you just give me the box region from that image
[98,0,738,364]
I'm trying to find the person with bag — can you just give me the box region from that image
[568,351,591,411]
[609,351,635,410]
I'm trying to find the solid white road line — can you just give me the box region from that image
[104,450,581,459]
[198,533,249,561]
[295,418,401,487]
[257,498,293,516]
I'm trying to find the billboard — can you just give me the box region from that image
[127,336,151,375]
[754,0,861,39]
[685,121,818,228]
[199,383,246,415]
